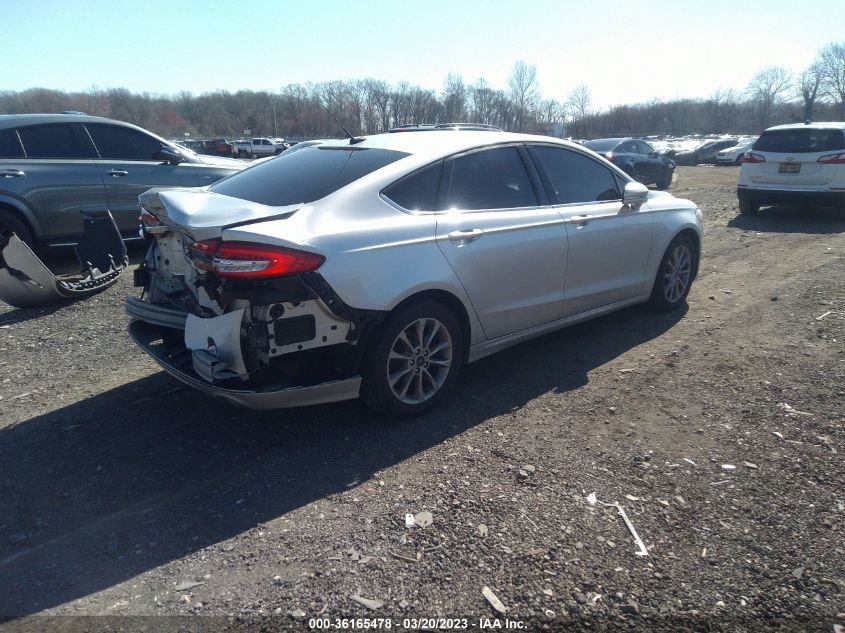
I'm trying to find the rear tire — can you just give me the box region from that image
[738,198,759,215]
[0,209,34,249]
[647,234,695,312]
[361,300,464,418]
[656,170,673,190]
[237,149,247,158]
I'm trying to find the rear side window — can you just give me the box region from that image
[440,146,537,211]
[529,146,621,204]
[17,124,86,159]
[0,130,24,158]
[86,124,164,160]
[754,128,845,153]
[210,146,409,206]
[382,162,442,211]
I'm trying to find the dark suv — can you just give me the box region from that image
[0,114,245,249]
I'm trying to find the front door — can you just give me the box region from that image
[84,123,199,236]
[526,145,655,316]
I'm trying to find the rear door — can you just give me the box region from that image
[434,145,568,339]
[527,144,654,316]
[6,123,109,241]
[85,123,200,235]
[750,127,845,186]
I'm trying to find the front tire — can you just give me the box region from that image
[656,169,673,190]
[647,234,695,312]
[361,300,464,418]
[0,209,34,249]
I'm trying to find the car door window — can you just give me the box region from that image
[0,130,24,158]
[382,161,443,211]
[17,124,86,158]
[618,141,636,154]
[439,146,537,211]
[637,141,654,155]
[86,124,164,160]
[529,146,621,204]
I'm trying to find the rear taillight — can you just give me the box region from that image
[139,211,170,236]
[818,152,845,164]
[188,239,324,278]
[741,152,766,164]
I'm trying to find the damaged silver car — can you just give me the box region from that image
[127,130,703,416]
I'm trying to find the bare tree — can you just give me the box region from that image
[469,78,496,125]
[746,66,792,131]
[818,42,845,118]
[797,62,825,121]
[442,73,468,123]
[508,61,539,132]
[567,84,591,122]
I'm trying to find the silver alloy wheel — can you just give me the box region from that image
[663,244,692,303]
[386,317,453,405]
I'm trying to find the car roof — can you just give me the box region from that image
[0,113,138,130]
[764,121,845,132]
[335,130,577,162]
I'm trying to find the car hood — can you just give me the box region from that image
[140,188,301,241]
[192,154,248,169]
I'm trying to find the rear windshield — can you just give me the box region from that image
[209,146,409,206]
[754,128,845,153]
[583,139,621,152]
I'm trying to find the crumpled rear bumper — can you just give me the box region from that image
[128,319,362,410]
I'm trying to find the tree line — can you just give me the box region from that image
[1,43,843,140]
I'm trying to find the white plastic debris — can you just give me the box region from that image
[482,586,508,614]
[404,513,415,528]
[349,594,384,610]
[777,402,813,417]
[587,492,597,506]
[721,464,737,471]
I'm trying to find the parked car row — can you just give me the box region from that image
[177,138,238,158]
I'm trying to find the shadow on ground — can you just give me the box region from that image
[728,204,845,234]
[0,303,685,615]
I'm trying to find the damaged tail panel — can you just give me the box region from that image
[0,212,128,309]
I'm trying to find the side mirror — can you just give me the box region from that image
[157,146,184,165]
[622,181,649,206]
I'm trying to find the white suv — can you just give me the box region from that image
[737,122,845,214]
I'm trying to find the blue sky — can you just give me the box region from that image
[2,0,843,110]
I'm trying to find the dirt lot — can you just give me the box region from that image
[0,166,843,632]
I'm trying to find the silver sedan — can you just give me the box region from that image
[127,130,703,417]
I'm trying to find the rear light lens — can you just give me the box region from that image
[818,152,845,164]
[188,239,324,278]
[139,211,170,236]
[741,152,766,164]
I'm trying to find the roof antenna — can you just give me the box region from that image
[322,105,364,145]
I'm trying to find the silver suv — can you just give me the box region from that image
[0,114,245,249]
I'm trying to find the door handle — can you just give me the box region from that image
[572,214,592,226]
[106,169,129,177]
[0,169,24,178]
[447,228,484,244]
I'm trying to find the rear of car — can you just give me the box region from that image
[737,123,845,214]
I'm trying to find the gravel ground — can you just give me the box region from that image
[0,167,843,632]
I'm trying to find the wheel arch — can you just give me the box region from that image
[677,227,701,280]
[390,289,473,362]
[0,196,41,242]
